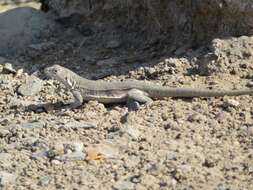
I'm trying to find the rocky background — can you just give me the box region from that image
[40,0,253,46]
[0,0,252,189]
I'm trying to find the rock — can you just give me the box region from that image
[65,121,97,129]
[15,69,24,77]
[55,151,85,161]
[55,142,85,161]
[144,67,156,76]
[216,184,230,190]
[31,150,48,160]
[164,58,181,68]
[86,141,120,160]
[130,175,141,184]
[113,180,135,190]
[0,7,59,56]
[223,99,240,108]
[17,75,43,96]
[163,120,178,130]
[0,129,9,137]
[3,63,16,74]
[121,124,141,140]
[38,176,51,187]
[166,151,178,160]
[145,162,165,176]
[63,142,84,153]
[51,159,61,165]
[0,171,16,186]
[246,81,253,88]
[21,121,45,128]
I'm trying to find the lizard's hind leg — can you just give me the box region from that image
[127,89,153,111]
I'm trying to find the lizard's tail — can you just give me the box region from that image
[149,87,253,98]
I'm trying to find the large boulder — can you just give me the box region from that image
[40,0,253,47]
[0,7,59,56]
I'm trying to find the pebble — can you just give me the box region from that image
[246,81,253,88]
[51,159,61,165]
[65,121,97,129]
[31,150,48,160]
[55,142,84,161]
[166,151,178,160]
[21,121,45,128]
[0,129,9,137]
[163,120,178,130]
[223,99,240,108]
[145,162,165,176]
[144,67,156,76]
[0,171,16,186]
[38,175,51,187]
[17,75,43,96]
[15,69,23,77]
[164,58,181,67]
[113,180,135,190]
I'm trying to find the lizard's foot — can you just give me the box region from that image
[127,99,140,112]
[127,89,153,111]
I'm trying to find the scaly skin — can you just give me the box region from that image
[44,64,253,109]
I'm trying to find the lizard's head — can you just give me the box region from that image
[44,64,78,88]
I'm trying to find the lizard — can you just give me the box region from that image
[44,64,253,110]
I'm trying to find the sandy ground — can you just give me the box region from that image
[0,1,253,190]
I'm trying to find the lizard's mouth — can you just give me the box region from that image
[44,67,53,78]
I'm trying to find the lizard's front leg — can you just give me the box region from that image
[63,90,83,110]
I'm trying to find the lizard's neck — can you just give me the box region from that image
[65,71,94,89]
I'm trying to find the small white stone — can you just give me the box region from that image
[51,159,62,165]
[3,63,16,73]
[223,99,240,108]
[0,171,16,186]
[15,69,23,77]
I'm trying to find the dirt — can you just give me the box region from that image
[0,1,253,190]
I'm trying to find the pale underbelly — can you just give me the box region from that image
[82,94,128,103]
